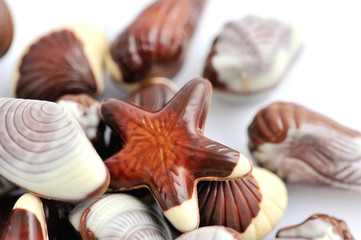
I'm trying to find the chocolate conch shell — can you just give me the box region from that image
[198,167,287,240]
[69,193,172,240]
[12,23,107,101]
[248,102,361,191]
[0,98,109,201]
[0,193,48,239]
[176,226,244,240]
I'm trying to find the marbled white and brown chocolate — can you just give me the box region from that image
[106,0,206,87]
[248,102,361,191]
[274,214,354,239]
[13,23,107,101]
[203,16,302,101]
[0,0,13,58]
[0,98,109,201]
[198,167,287,240]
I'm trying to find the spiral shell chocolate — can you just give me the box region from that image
[198,167,287,240]
[12,23,107,101]
[248,102,361,191]
[69,194,172,240]
[0,98,109,201]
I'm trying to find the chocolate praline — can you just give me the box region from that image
[0,0,13,58]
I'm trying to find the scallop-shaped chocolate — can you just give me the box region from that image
[0,97,109,201]
[13,23,107,101]
[198,167,287,240]
[275,214,355,239]
[203,15,302,101]
[176,226,244,240]
[0,0,13,58]
[248,102,361,191]
[1,193,48,240]
[69,194,172,240]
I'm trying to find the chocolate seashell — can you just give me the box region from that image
[0,0,13,58]
[198,167,287,240]
[13,23,107,101]
[274,214,354,239]
[203,15,302,101]
[248,102,361,191]
[106,0,206,86]
[1,193,48,239]
[69,194,172,240]
[0,97,109,201]
[176,226,244,240]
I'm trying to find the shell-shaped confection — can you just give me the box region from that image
[106,0,206,86]
[0,98,109,201]
[13,23,107,101]
[198,167,287,240]
[248,102,361,191]
[176,226,244,240]
[275,214,355,239]
[0,0,13,58]
[69,194,172,240]
[1,193,48,240]
[203,15,302,101]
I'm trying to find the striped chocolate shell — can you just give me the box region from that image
[0,97,109,201]
[13,23,107,101]
[248,102,361,191]
[198,167,287,240]
[69,194,172,240]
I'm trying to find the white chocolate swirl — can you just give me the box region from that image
[0,98,109,201]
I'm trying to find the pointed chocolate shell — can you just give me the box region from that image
[248,102,361,191]
[1,193,48,240]
[198,167,287,240]
[0,0,13,58]
[69,194,172,240]
[13,23,107,101]
[176,226,244,240]
[0,98,109,201]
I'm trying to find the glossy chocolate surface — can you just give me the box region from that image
[100,78,247,211]
[15,30,97,101]
[110,0,206,83]
[248,102,361,191]
[198,175,261,232]
[0,0,13,58]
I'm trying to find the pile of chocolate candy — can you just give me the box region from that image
[0,0,357,239]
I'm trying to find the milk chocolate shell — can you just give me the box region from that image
[13,23,107,101]
[203,15,302,101]
[176,226,244,240]
[69,194,172,240]
[248,102,361,191]
[275,214,354,239]
[0,0,13,58]
[0,98,109,201]
[0,193,48,240]
[198,167,287,240]
[106,0,206,86]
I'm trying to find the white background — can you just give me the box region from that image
[1,0,361,238]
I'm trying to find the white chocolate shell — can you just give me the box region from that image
[176,226,244,240]
[69,194,172,240]
[0,97,109,201]
[1,193,48,239]
[198,167,287,240]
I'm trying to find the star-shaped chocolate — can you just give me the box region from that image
[100,78,252,232]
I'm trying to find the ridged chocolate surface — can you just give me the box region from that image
[248,102,361,191]
[197,175,262,232]
[110,0,206,83]
[0,0,13,58]
[15,30,97,101]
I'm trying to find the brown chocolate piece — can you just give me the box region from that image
[248,102,361,191]
[275,214,354,239]
[0,0,13,58]
[100,78,252,232]
[107,0,206,84]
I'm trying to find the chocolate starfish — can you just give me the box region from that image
[100,78,252,232]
